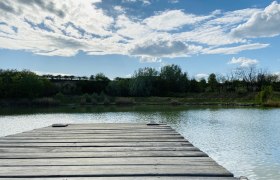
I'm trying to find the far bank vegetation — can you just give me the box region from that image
[0,65,279,107]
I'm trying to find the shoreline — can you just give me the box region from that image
[0,99,275,108]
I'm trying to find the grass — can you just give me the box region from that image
[1,92,279,107]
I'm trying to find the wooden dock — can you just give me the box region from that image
[0,123,237,179]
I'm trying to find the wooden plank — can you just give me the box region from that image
[0,146,200,153]
[0,151,207,159]
[0,142,191,147]
[0,177,238,180]
[41,126,173,130]
[43,124,170,129]
[0,157,218,166]
[6,134,182,138]
[0,138,187,143]
[1,135,185,139]
[0,165,233,177]
[0,123,236,179]
[20,131,180,135]
[30,127,173,130]
[34,127,174,131]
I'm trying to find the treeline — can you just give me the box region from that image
[0,65,279,100]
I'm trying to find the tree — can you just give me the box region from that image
[198,78,207,92]
[89,75,95,80]
[160,64,188,94]
[208,73,218,92]
[129,67,159,96]
[106,78,130,96]
[95,73,110,81]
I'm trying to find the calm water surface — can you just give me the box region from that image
[0,106,279,180]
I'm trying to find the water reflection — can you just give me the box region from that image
[0,106,279,180]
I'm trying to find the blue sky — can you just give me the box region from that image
[0,0,279,79]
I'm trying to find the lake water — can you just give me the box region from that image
[0,105,279,180]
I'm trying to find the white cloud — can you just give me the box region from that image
[144,10,211,31]
[168,0,179,3]
[209,8,260,26]
[115,14,152,39]
[228,57,258,67]
[231,1,280,38]
[122,0,151,5]
[34,71,71,76]
[205,43,269,54]
[129,38,202,62]
[0,0,277,61]
[0,24,16,35]
[274,72,280,81]
[114,6,125,13]
[174,25,244,46]
[195,73,208,80]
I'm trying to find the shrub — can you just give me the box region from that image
[256,86,273,104]
[170,99,182,105]
[236,86,247,95]
[98,92,106,102]
[32,98,59,106]
[103,96,111,105]
[91,93,99,102]
[115,97,135,105]
[81,93,91,104]
[54,92,65,102]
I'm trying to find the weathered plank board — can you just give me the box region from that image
[0,165,233,177]
[0,157,216,166]
[0,138,187,143]
[2,135,185,139]
[0,151,208,159]
[0,142,191,147]
[0,146,200,153]
[0,177,237,180]
[0,123,237,179]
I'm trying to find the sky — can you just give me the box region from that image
[0,0,280,79]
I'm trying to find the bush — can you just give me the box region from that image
[98,92,106,102]
[32,98,59,106]
[236,86,247,95]
[115,97,135,105]
[82,93,91,103]
[170,99,182,105]
[80,93,92,105]
[54,92,65,102]
[256,86,273,104]
[103,96,111,105]
[91,93,99,102]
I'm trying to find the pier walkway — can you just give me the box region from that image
[0,123,237,179]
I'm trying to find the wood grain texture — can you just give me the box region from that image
[0,123,236,179]
[0,165,233,177]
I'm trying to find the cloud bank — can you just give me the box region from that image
[228,57,258,67]
[0,0,279,62]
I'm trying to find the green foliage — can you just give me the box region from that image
[208,73,218,92]
[0,66,279,103]
[235,86,248,95]
[129,67,158,97]
[0,70,56,99]
[115,97,135,105]
[98,92,106,102]
[54,92,65,102]
[91,93,99,102]
[256,86,273,104]
[106,78,130,96]
[160,64,188,93]
[95,73,110,81]
[32,98,59,106]
[82,93,91,103]
[103,96,111,105]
